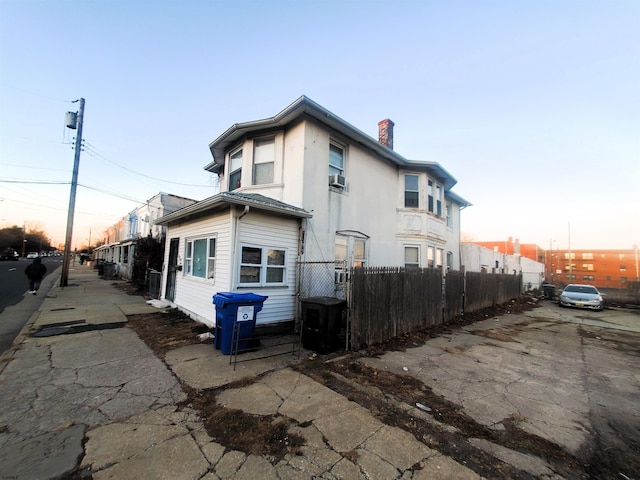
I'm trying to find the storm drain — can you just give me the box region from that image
[31,320,126,337]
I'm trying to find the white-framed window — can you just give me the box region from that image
[329,142,345,176]
[428,180,434,212]
[253,137,275,185]
[229,148,242,191]
[436,185,442,216]
[404,174,419,208]
[185,236,216,279]
[446,251,453,270]
[239,244,286,286]
[404,246,420,269]
[436,248,444,268]
[427,246,435,268]
[445,203,452,227]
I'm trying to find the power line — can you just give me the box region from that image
[77,183,145,204]
[0,179,69,185]
[83,141,213,187]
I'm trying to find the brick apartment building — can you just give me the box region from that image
[470,238,639,289]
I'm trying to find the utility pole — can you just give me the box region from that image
[60,98,85,287]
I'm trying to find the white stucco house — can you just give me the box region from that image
[155,96,471,327]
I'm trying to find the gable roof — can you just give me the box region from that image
[205,95,459,190]
[154,192,311,226]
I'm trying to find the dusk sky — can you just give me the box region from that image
[1,0,638,251]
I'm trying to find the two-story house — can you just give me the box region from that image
[155,96,470,327]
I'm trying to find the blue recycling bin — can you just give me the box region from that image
[212,292,268,355]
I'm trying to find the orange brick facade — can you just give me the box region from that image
[471,239,639,289]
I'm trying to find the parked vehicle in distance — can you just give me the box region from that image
[1,249,19,261]
[559,284,604,311]
[26,252,39,259]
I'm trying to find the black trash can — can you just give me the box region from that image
[542,284,555,300]
[301,296,346,354]
[213,292,268,355]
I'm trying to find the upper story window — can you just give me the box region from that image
[185,236,216,279]
[404,175,419,208]
[329,143,345,176]
[253,137,275,185]
[428,180,434,212]
[582,252,593,260]
[445,203,452,227]
[436,185,442,216]
[239,244,286,286]
[229,148,242,191]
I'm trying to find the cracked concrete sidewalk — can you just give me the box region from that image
[0,264,482,480]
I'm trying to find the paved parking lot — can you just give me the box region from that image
[361,301,640,479]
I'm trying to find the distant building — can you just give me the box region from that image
[546,248,639,289]
[469,238,639,289]
[470,237,545,264]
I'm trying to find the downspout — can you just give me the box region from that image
[231,205,250,289]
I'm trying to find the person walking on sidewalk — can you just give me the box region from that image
[25,256,47,295]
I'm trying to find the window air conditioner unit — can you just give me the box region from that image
[329,174,346,188]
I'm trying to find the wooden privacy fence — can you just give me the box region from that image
[465,271,522,312]
[348,267,522,349]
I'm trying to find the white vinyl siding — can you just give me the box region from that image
[162,214,232,325]
[236,211,299,324]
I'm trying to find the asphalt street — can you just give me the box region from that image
[0,257,61,354]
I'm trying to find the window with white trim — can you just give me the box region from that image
[445,203,452,227]
[436,185,442,216]
[404,174,419,208]
[185,236,216,279]
[427,246,435,268]
[229,148,242,191]
[239,245,286,286]
[428,180,434,212]
[253,137,275,185]
[404,246,419,269]
[329,143,345,176]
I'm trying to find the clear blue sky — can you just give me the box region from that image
[1,0,638,250]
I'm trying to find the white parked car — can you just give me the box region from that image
[26,252,39,259]
[559,284,604,311]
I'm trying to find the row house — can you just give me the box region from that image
[95,192,196,279]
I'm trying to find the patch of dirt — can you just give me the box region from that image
[180,384,305,463]
[127,308,209,358]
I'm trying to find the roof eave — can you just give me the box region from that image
[154,192,311,226]
[203,96,458,189]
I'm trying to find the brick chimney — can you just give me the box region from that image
[378,118,394,149]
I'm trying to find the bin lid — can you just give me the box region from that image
[213,292,268,307]
[300,296,346,306]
